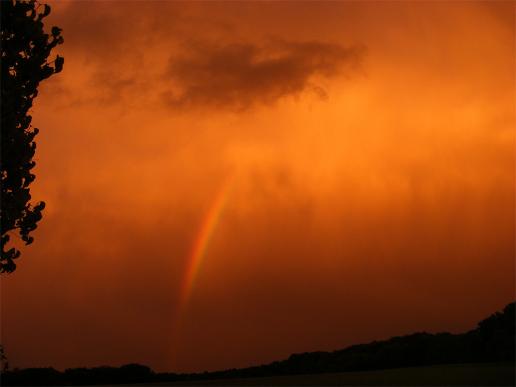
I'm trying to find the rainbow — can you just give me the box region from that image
[178,175,235,310]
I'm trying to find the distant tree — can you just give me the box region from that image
[1,0,64,272]
[0,344,8,372]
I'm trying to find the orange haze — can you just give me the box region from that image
[1,1,514,372]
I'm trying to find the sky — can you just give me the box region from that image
[1,0,514,373]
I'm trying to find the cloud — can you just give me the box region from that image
[48,2,365,111]
[163,40,365,110]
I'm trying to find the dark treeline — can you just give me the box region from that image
[2,302,514,386]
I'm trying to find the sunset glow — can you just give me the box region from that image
[0,0,514,374]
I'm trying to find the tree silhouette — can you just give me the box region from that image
[0,345,8,372]
[1,0,63,272]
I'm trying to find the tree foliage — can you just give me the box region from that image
[0,344,7,371]
[1,0,63,273]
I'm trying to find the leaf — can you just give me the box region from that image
[54,55,64,73]
[51,26,62,37]
[42,4,51,18]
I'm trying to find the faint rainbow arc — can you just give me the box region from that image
[178,175,235,310]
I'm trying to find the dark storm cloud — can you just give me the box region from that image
[163,40,365,109]
[49,2,365,109]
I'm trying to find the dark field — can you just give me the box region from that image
[142,363,515,386]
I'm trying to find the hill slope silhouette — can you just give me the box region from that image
[2,302,514,385]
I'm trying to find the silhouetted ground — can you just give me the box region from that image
[150,363,515,386]
[2,302,514,386]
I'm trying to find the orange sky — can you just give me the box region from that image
[1,1,514,373]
